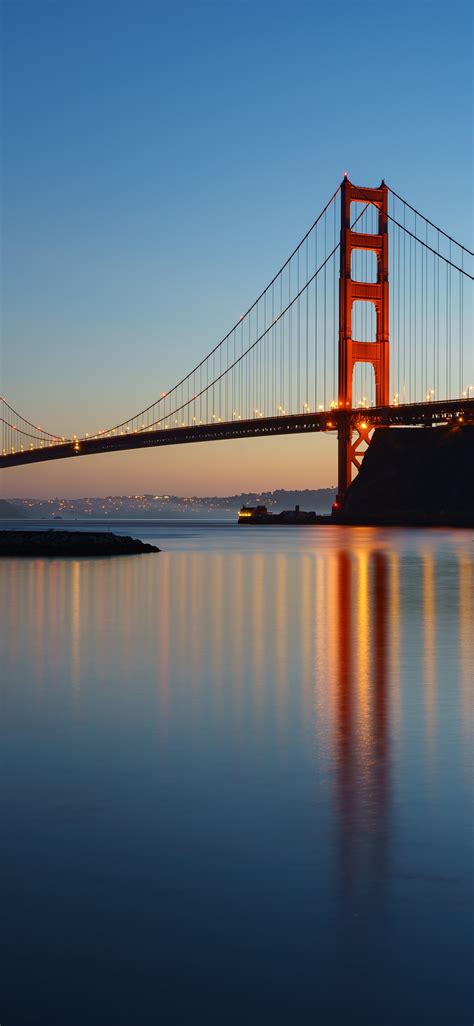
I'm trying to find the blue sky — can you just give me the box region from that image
[2,0,472,497]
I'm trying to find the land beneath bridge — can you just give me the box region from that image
[335,423,474,527]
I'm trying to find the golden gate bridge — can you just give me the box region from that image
[1,176,473,501]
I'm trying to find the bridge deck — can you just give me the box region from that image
[1,399,472,468]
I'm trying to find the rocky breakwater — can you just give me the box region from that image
[0,530,160,557]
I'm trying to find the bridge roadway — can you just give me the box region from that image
[1,398,473,469]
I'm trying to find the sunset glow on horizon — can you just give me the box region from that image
[2,1,472,497]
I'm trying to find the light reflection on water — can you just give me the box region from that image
[0,525,472,1025]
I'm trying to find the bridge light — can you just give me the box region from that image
[360,421,368,430]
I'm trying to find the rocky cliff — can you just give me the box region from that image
[337,424,474,525]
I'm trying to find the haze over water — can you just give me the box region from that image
[1,523,472,1025]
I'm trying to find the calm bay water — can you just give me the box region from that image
[1,522,472,1025]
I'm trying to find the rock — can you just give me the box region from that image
[335,423,474,526]
[0,530,160,557]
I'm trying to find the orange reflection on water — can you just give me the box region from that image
[274,553,289,731]
[329,541,391,895]
[422,550,437,747]
[355,548,370,754]
[1,529,470,826]
[299,554,314,730]
[156,552,170,733]
[70,560,83,707]
[388,551,401,739]
[457,550,473,738]
[251,553,265,722]
[228,552,245,726]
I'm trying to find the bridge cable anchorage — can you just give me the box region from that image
[387,186,474,256]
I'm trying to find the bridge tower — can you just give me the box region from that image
[337,176,389,502]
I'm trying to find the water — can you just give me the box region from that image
[1,522,472,1025]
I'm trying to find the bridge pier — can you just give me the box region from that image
[337,176,390,503]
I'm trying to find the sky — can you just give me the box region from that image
[1,0,472,498]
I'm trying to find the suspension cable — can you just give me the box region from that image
[387,185,473,256]
[97,183,343,436]
[0,398,64,439]
[142,242,342,429]
[384,212,473,278]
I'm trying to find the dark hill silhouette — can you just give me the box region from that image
[0,499,26,519]
[338,424,474,525]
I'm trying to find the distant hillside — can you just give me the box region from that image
[0,499,27,519]
[11,488,337,518]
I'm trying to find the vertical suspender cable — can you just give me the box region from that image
[324,210,327,408]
